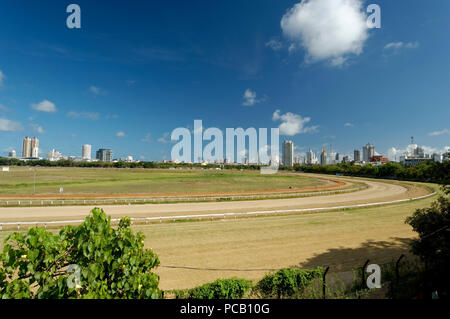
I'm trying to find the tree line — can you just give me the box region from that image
[1,157,448,184]
[282,161,450,185]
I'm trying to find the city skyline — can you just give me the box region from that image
[5,134,448,166]
[0,1,449,161]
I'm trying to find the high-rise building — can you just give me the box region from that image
[8,150,16,158]
[31,137,39,158]
[282,140,294,167]
[362,143,375,162]
[82,144,92,160]
[96,149,113,162]
[47,149,63,161]
[432,153,442,163]
[354,150,361,162]
[306,149,318,165]
[22,136,32,158]
[320,148,327,165]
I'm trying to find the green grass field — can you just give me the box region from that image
[0,187,439,290]
[0,167,326,195]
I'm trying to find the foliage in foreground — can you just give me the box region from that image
[0,208,161,299]
[404,185,449,298]
[252,267,323,299]
[173,278,252,299]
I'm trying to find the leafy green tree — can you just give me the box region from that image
[0,208,161,299]
[405,185,449,298]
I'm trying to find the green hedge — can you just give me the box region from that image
[253,267,323,298]
[173,278,252,299]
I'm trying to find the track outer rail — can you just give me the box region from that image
[0,191,437,228]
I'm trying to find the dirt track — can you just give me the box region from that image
[0,176,430,223]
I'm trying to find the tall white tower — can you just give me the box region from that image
[82,144,92,160]
[31,137,39,158]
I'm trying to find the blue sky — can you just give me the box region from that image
[0,0,449,161]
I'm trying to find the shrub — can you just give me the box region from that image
[0,208,161,299]
[173,278,252,299]
[253,267,323,298]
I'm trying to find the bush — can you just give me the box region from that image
[0,208,161,299]
[253,267,323,298]
[173,278,252,299]
[405,188,450,298]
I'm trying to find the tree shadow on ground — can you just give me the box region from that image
[299,237,414,273]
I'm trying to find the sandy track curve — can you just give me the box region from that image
[0,176,430,224]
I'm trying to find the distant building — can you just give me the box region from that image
[82,144,92,160]
[342,155,350,163]
[432,153,442,163]
[370,155,389,164]
[306,149,318,165]
[443,150,450,162]
[22,136,39,158]
[96,149,113,162]
[282,140,294,167]
[119,156,134,163]
[320,148,327,165]
[22,136,32,158]
[31,137,39,158]
[8,150,16,158]
[354,150,361,162]
[414,146,425,158]
[295,156,302,165]
[362,143,375,162]
[47,149,63,161]
[400,156,430,166]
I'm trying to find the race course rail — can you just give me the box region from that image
[0,191,437,228]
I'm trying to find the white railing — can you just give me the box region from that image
[0,191,436,228]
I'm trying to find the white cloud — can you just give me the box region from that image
[242,89,265,106]
[67,111,100,120]
[0,118,23,131]
[265,38,283,51]
[89,86,107,95]
[31,100,57,113]
[344,122,354,127]
[428,128,449,136]
[116,131,126,137]
[387,144,450,161]
[272,109,318,136]
[280,0,369,66]
[105,114,119,119]
[157,132,170,144]
[141,133,152,143]
[0,70,5,87]
[384,41,419,52]
[31,124,45,134]
[0,104,9,112]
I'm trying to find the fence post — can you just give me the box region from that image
[322,266,330,299]
[359,259,370,298]
[392,254,405,299]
